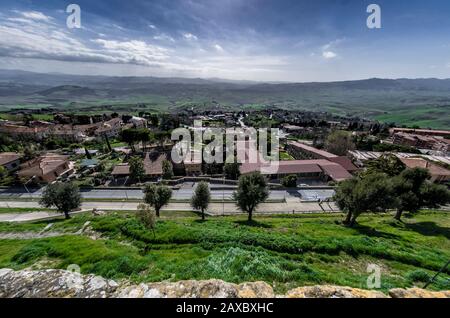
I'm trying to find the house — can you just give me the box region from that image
[0,152,22,172]
[18,155,72,183]
[0,124,47,141]
[111,152,167,179]
[130,116,147,129]
[398,158,450,183]
[95,118,123,139]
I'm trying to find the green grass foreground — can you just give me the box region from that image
[0,210,449,293]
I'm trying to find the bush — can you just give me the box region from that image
[282,175,298,187]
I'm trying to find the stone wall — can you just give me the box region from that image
[1,268,449,298]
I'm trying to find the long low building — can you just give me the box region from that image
[240,159,353,182]
[399,158,450,183]
[348,150,450,167]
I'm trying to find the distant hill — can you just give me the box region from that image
[35,85,99,98]
[0,69,449,129]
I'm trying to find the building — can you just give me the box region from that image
[389,128,450,138]
[240,159,353,183]
[281,124,304,134]
[17,155,72,183]
[286,140,358,172]
[130,116,147,129]
[0,152,21,172]
[392,132,449,153]
[398,158,450,183]
[95,118,123,139]
[111,152,167,180]
[287,141,338,160]
[348,150,450,167]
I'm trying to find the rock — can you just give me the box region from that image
[1,269,449,298]
[389,288,450,298]
[237,282,275,298]
[286,285,388,298]
[115,280,240,298]
[91,209,106,216]
[0,269,118,298]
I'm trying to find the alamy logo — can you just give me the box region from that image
[367,263,381,289]
[367,4,381,29]
[66,4,81,29]
[170,120,280,174]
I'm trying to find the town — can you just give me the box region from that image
[0,0,449,303]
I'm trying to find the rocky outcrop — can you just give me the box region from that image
[389,288,450,298]
[0,269,448,298]
[286,285,387,298]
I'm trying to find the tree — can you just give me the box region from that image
[325,130,355,156]
[282,174,298,187]
[39,182,81,219]
[136,203,157,237]
[143,184,172,217]
[334,173,395,227]
[191,181,211,220]
[392,168,430,221]
[233,172,269,222]
[420,183,450,209]
[120,128,140,152]
[23,146,37,161]
[224,162,241,180]
[333,177,358,225]
[365,154,405,177]
[129,156,145,182]
[162,159,173,180]
[0,166,6,178]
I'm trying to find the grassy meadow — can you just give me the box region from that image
[0,210,448,293]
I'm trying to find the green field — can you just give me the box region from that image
[0,210,448,293]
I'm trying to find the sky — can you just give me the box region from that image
[1,0,450,82]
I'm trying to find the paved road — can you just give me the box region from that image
[0,200,340,222]
[0,186,334,202]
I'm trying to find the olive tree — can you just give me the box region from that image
[129,156,145,182]
[40,182,81,219]
[191,181,211,220]
[392,168,430,221]
[143,184,172,217]
[136,203,157,237]
[334,173,396,227]
[232,172,269,222]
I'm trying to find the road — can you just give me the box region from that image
[0,186,334,202]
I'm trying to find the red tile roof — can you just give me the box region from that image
[240,159,353,182]
[0,152,21,166]
[287,141,338,159]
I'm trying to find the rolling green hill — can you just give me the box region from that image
[0,70,449,129]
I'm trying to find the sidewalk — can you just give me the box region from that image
[0,200,340,222]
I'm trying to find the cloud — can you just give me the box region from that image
[153,34,175,42]
[183,32,198,41]
[15,10,53,22]
[148,24,157,29]
[0,12,171,68]
[213,44,224,52]
[322,51,337,59]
